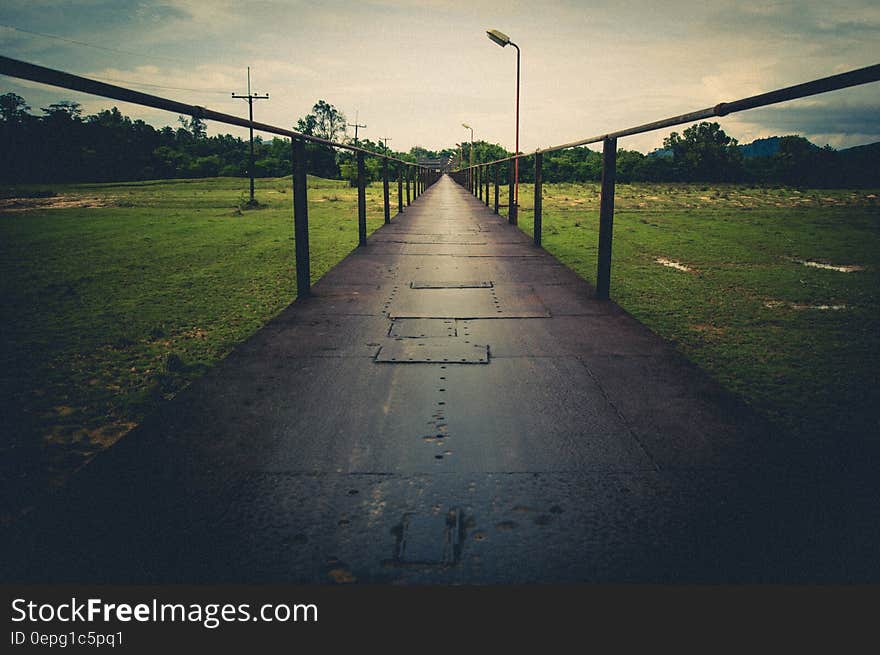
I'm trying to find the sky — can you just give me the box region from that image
[1,0,878,153]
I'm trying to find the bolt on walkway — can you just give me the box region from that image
[5,175,876,583]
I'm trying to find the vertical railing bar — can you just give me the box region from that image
[533,152,543,247]
[292,138,310,298]
[484,165,489,207]
[357,151,367,247]
[494,164,499,214]
[507,160,516,224]
[397,165,403,213]
[406,166,411,206]
[596,136,617,300]
[382,157,390,224]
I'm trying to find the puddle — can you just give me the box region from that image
[764,300,847,311]
[655,257,692,272]
[793,259,865,273]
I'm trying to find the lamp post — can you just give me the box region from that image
[486,28,520,221]
[461,123,474,168]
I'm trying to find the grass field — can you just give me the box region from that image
[507,182,879,449]
[1,175,878,522]
[0,175,390,521]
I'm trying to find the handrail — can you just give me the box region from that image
[0,55,422,168]
[456,62,880,170]
[450,61,880,301]
[0,54,443,299]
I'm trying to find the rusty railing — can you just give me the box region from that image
[0,55,442,298]
[450,63,880,299]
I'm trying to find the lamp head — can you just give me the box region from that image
[461,123,470,130]
[487,29,510,47]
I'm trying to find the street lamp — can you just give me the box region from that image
[486,28,520,221]
[461,123,474,168]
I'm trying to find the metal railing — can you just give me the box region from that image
[0,55,442,298]
[451,62,880,299]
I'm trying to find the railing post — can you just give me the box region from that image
[484,165,489,207]
[596,137,617,300]
[292,138,310,298]
[494,164,499,214]
[397,165,403,213]
[406,166,411,206]
[382,157,390,224]
[508,159,516,224]
[357,151,367,247]
[477,166,482,200]
[534,152,543,247]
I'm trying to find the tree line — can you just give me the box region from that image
[0,93,446,185]
[1,92,876,188]
[462,122,879,188]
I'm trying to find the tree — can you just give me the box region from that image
[40,101,82,121]
[0,93,30,123]
[299,100,346,143]
[663,121,743,182]
[177,114,207,139]
[615,149,646,183]
[296,113,318,137]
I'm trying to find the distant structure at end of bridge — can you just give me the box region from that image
[418,157,453,173]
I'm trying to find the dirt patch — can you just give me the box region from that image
[184,327,209,340]
[655,257,693,272]
[794,259,865,273]
[0,195,116,212]
[764,299,847,311]
[690,323,726,337]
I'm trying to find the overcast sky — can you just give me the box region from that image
[1,0,878,153]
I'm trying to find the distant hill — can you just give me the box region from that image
[840,141,880,156]
[740,136,812,159]
[649,135,879,160]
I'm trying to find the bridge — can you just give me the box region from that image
[2,56,879,582]
[4,173,871,583]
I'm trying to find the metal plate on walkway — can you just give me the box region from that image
[388,285,550,319]
[389,319,456,338]
[410,280,493,289]
[393,509,462,566]
[375,339,489,363]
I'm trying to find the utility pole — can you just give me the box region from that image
[232,66,269,205]
[348,111,366,146]
[380,137,392,153]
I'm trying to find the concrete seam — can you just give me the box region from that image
[576,355,662,473]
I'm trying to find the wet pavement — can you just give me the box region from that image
[4,175,878,583]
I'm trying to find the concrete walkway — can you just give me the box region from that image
[5,175,874,583]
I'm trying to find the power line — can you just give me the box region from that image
[0,22,191,65]
[90,75,230,95]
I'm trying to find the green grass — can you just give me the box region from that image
[0,175,389,516]
[513,182,880,446]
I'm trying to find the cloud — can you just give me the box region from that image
[1,0,877,151]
